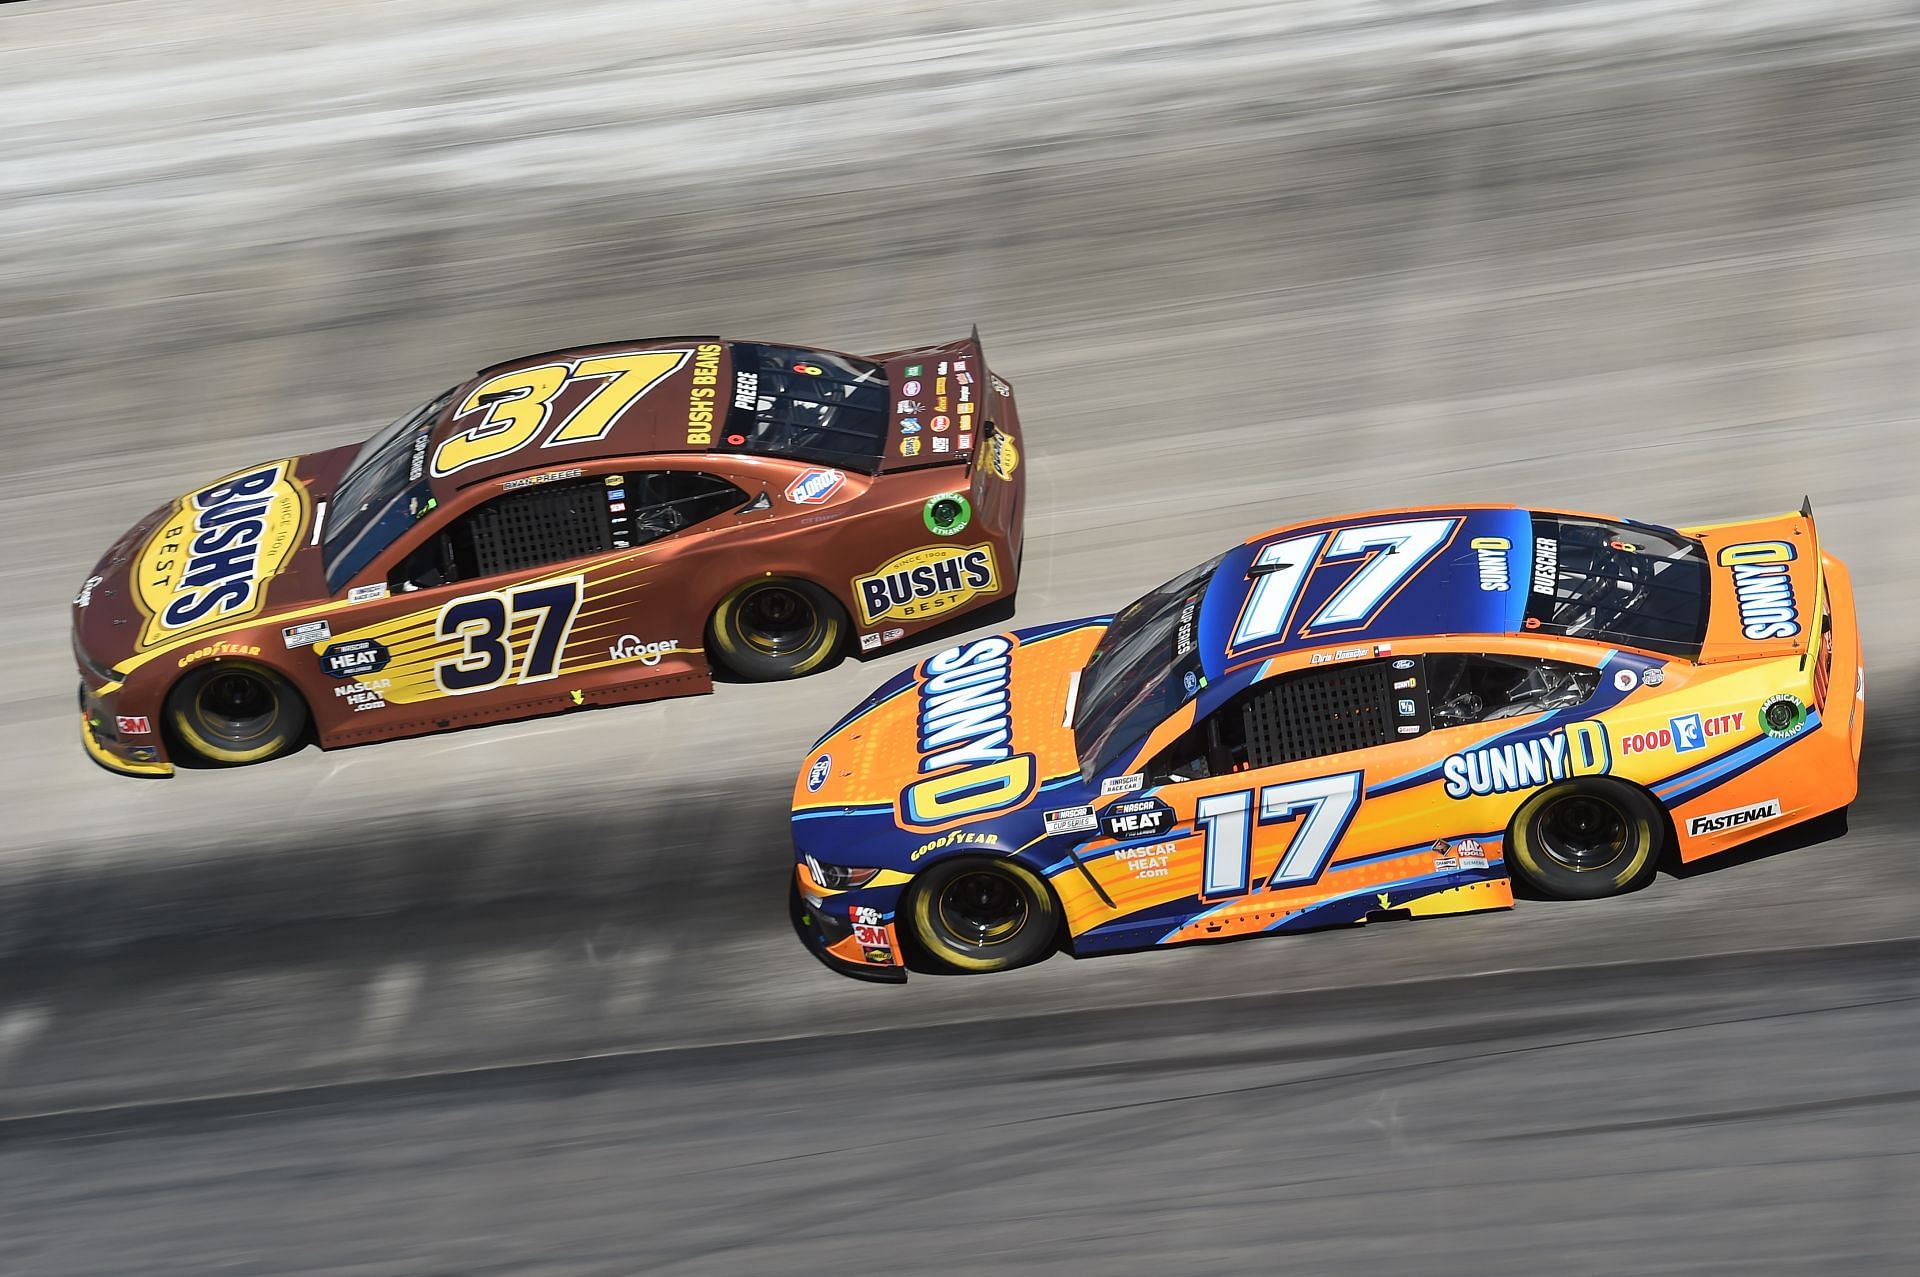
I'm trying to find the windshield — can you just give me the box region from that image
[1525,514,1709,657]
[322,391,451,593]
[1072,551,1225,778]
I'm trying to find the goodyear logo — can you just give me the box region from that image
[899,635,1035,830]
[854,543,997,627]
[1442,721,1610,799]
[1717,541,1800,641]
[134,461,307,649]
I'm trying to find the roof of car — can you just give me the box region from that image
[1197,505,1536,681]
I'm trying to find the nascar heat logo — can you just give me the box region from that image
[133,461,308,648]
[898,635,1035,829]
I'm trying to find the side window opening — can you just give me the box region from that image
[1426,653,1597,728]
[1144,652,1599,783]
[390,472,746,590]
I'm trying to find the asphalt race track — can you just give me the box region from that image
[1,1,1917,1272]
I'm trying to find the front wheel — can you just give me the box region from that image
[1505,778,1665,900]
[905,857,1060,974]
[708,577,847,681]
[165,661,309,766]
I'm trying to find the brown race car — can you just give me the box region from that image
[73,333,1026,777]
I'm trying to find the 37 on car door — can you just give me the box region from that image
[304,464,750,742]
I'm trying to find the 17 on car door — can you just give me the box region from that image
[1140,661,1410,938]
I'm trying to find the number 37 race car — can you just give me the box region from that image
[792,502,1862,980]
[73,332,1024,776]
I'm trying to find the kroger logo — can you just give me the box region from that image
[609,635,677,666]
[784,469,846,506]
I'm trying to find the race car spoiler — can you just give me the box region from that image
[1687,499,1824,666]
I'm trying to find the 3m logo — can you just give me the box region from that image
[1686,798,1782,837]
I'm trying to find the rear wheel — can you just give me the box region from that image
[165,661,309,766]
[906,857,1059,974]
[708,577,847,680]
[1506,778,1664,900]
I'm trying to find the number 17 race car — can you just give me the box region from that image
[792,502,1862,980]
[74,332,1025,776]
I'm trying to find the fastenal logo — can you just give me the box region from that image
[609,635,678,666]
[853,543,997,627]
[1687,798,1782,837]
[1717,541,1800,640]
[133,461,308,649]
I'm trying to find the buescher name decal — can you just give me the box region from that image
[134,461,308,649]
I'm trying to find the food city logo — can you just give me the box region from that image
[133,461,307,648]
[852,543,998,627]
[608,635,678,666]
[1471,536,1511,592]
[1441,721,1610,799]
[898,635,1036,830]
[1717,541,1800,640]
[1618,711,1744,756]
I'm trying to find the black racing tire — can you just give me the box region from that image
[165,660,309,767]
[1506,777,1665,900]
[905,856,1060,974]
[708,577,847,681]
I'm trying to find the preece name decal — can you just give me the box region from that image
[1687,798,1781,837]
[1718,541,1800,640]
[853,543,997,627]
[1442,721,1610,798]
[898,635,1035,829]
[134,462,306,648]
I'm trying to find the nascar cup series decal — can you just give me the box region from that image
[899,635,1036,829]
[133,461,308,648]
[853,543,998,627]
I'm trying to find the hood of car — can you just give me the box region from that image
[792,618,1111,871]
[71,449,355,673]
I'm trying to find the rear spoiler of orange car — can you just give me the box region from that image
[1684,499,1824,669]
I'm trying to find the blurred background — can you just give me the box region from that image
[1,0,1916,1271]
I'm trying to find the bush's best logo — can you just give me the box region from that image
[134,461,307,648]
[854,544,997,627]
[1717,541,1800,640]
[984,432,1019,481]
[898,635,1035,830]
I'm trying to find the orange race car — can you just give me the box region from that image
[791,502,1863,981]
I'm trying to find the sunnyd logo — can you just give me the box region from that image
[609,635,677,666]
[1442,721,1611,799]
[853,544,997,627]
[134,461,307,648]
[1717,541,1800,640]
[899,636,1036,829]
